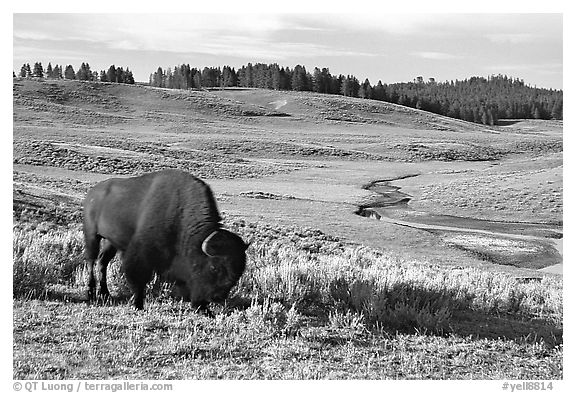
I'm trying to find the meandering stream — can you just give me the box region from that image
[356,176,563,274]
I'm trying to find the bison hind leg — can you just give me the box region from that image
[96,239,117,301]
[84,234,101,303]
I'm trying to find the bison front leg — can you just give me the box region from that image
[132,285,146,310]
[124,267,151,310]
[124,269,149,310]
[122,246,154,310]
[193,301,215,318]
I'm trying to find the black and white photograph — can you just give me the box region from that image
[10,1,566,386]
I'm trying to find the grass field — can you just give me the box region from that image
[12,79,563,379]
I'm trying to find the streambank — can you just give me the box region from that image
[356,176,563,274]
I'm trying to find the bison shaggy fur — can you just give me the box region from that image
[82,169,247,310]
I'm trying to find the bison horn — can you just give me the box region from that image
[202,231,220,257]
[202,229,248,257]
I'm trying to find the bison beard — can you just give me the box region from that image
[82,169,248,311]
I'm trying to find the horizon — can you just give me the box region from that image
[13,12,563,90]
[12,64,565,92]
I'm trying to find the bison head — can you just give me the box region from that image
[172,229,248,307]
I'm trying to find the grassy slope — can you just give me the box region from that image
[13,80,563,272]
[13,223,562,379]
[12,79,563,379]
[13,300,562,379]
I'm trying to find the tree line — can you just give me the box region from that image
[14,61,562,124]
[149,63,563,124]
[16,62,135,84]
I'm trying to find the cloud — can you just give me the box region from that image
[12,12,562,89]
[312,14,443,35]
[486,33,535,44]
[13,14,287,53]
[412,51,460,60]
[14,14,376,61]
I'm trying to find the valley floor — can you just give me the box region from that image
[12,80,564,380]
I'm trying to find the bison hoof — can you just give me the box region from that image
[193,303,214,318]
[87,288,96,303]
[133,300,145,311]
[97,292,111,304]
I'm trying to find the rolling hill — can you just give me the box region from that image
[13,78,563,274]
[12,78,563,379]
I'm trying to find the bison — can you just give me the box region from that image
[82,169,248,311]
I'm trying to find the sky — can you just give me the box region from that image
[11,8,564,90]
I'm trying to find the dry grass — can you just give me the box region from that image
[411,164,563,224]
[13,221,563,379]
[12,79,563,379]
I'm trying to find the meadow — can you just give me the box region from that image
[12,79,563,379]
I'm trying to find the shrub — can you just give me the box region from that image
[239,238,562,332]
[13,224,85,297]
[13,222,562,333]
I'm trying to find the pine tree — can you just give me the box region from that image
[166,67,174,88]
[533,105,542,119]
[193,72,201,89]
[341,75,359,97]
[53,65,62,79]
[312,67,323,93]
[153,67,164,87]
[107,65,117,83]
[551,99,563,120]
[76,63,85,80]
[46,63,53,78]
[189,68,199,88]
[116,67,125,84]
[359,78,372,99]
[221,66,235,88]
[19,64,28,78]
[340,77,349,96]
[32,62,44,78]
[373,81,386,101]
[124,68,135,84]
[64,65,76,79]
[243,63,254,87]
[270,64,281,90]
[291,65,308,91]
[76,63,93,81]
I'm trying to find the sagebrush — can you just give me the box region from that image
[12,221,562,334]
